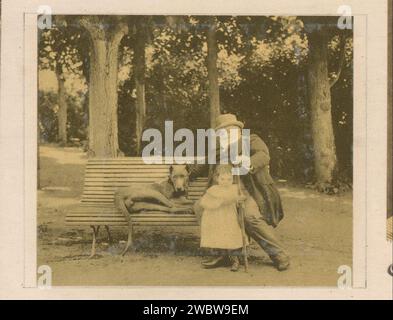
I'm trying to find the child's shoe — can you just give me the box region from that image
[229,256,240,272]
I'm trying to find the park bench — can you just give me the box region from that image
[65,158,208,257]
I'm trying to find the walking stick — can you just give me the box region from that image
[234,166,249,272]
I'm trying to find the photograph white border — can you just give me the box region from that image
[1,0,391,299]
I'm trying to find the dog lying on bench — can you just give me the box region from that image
[114,164,195,218]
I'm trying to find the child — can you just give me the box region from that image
[197,164,247,271]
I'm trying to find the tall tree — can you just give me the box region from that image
[133,17,147,155]
[302,17,348,186]
[80,16,128,158]
[306,29,337,184]
[38,19,81,145]
[207,16,221,128]
[55,64,67,145]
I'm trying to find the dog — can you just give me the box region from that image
[114,164,194,219]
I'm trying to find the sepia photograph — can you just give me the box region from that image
[36,14,354,286]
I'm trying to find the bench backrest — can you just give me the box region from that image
[81,158,208,205]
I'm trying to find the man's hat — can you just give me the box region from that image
[214,113,244,130]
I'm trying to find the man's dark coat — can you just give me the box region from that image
[189,134,284,227]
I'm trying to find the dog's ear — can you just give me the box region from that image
[167,166,174,185]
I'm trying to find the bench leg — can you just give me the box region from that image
[105,225,113,244]
[121,224,133,256]
[89,226,100,259]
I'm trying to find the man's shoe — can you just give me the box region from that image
[202,256,228,269]
[272,255,290,271]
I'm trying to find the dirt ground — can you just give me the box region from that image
[37,144,352,286]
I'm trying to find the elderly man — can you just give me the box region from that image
[190,114,290,271]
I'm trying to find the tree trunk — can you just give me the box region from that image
[158,64,168,113]
[134,18,147,155]
[307,31,337,184]
[207,17,221,128]
[56,71,67,145]
[81,17,128,158]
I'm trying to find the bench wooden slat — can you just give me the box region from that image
[81,190,206,196]
[130,219,197,224]
[85,164,167,169]
[82,182,207,187]
[81,195,201,200]
[81,189,204,196]
[66,221,129,226]
[84,178,169,182]
[86,164,170,167]
[82,194,115,198]
[79,200,200,204]
[68,214,124,218]
[82,187,118,192]
[131,221,198,226]
[86,164,151,167]
[86,168,170,172]
[86,158,202,163]
[84,180,164,185]
[79,197,198,202]
[86,162,171,165]
[80,197,202,202]
[66,221,196,226]
[85,177,168,182]
[68,213,193,218]
[80,199,199,204]
[68,206,120,212]
[87,158,158,161]
[85,168,168,172]
[67,216,198,223]
[81,185,207,190]
[66,217,128,222]
[78,203,115,207]
[188,185,208,189]
[82,179,208,185]
[130,213,195,221]
[85,171,170,176]
[85,171,168,175]
[81,199,115,203]
[81,197,202,202]
[80,192,202,197]
[87,159,149,161]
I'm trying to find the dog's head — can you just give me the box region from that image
[168,164,190,195]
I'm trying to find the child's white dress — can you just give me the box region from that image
[199,184,246,249]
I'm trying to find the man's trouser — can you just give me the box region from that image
[242,188,289,262]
